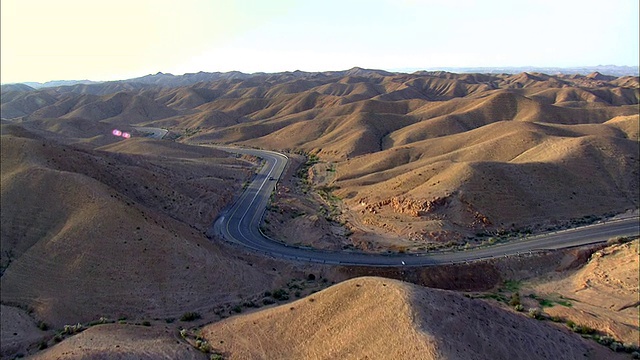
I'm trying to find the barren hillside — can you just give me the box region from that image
[0,122,290,356]
[30,324,205,360]
[526,239,639,346]
[201,277,621,360]
[1,69,638,358]
[4,70,636,248]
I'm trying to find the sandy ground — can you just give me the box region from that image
[9,242,633,359]
[30,324,206,360]
[202,277,622,360]
[525,239,639,346]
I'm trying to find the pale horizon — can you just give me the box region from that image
[2,0,638,84]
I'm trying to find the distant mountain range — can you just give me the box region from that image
[21,79,101,89]
[5,65,637,90]
[399,65,639,77]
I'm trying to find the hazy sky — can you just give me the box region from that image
[2,0,638,83]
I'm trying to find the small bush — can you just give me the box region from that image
[262,298,275,305]
[631,351,640,359]
[610,342,624,352]
[565,320,576,328]
[624,343,640,353]
[597,335,615,346]
[514,304,524,312]
[503,280,521,292]
[307,274,316,281]
[232,305,242,313]
[509,293,521,307]
[180,312,201,322]
[195,339,212,353]
[272,289,289,301]
[63,323,83,335]
[210,354,224,360]
[38,341,48,350]
[165,317,175,323]
[141,321,151,327]
[571,324,596,335]
[527,308,542,320]
[607,236,632,245]
[538,298,555,308]
[37,321,49,331]
[550,315,563,323]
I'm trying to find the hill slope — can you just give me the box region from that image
[2,69,638,248]
[202,277,618,359]
[0,123,277,331]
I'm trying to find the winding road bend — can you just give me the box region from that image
[212,147,639,267]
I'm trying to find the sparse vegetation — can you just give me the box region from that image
[262,298,276,305]
[549,315,563,323]
[569,323,597,335]
[527,293,572,308]
[527,308,542,320]
[182,127,202,138]
[607,235,637,245]
[62,323,84,335]
[502,280,521,292]
[272,288,290,301]
[180,312,201,322]
[508,292,521,307]
[195,339,212,353]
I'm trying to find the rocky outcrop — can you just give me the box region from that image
[361,195,450,217]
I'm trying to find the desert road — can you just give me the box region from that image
[211,147,639,267]
[135,127,168,139]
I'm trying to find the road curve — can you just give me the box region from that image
[212,147,639,267]
[134,127,168,139]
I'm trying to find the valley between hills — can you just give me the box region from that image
[1,68,638,359]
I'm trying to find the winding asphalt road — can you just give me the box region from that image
[212,147,639,267]
[134,127,168,139]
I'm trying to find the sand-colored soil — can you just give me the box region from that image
[0,123,285,347]
[527,240,639,345]
[30,324,205,360]
[202,277,620,359]
[1,71,638,359]
[3,71,638,248]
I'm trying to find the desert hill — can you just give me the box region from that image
[0,83,35,93]
[201,276,619,360]
[0,121,291,345]
[29,324,205,360]
[2,69,638,247]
